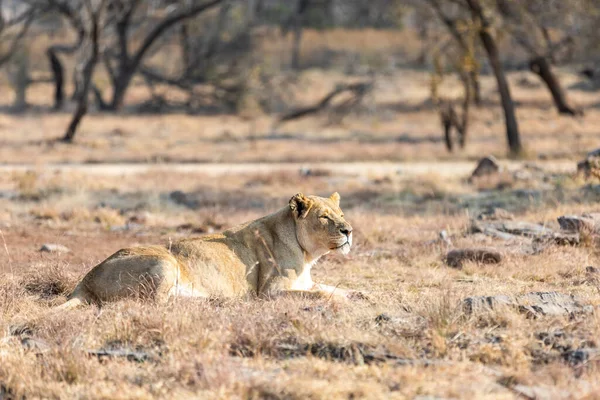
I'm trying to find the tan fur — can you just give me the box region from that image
[61,193,355,308]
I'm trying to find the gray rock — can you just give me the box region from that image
[39,243,70,253]
[577,150,600,177]
[445,248,503,269]
[587,148,600,159]
[563,348,600,366]
[470,155,500,179]
[558,214,600,234]
[518,292,593,318]
[21,337,51,354]
[463,294,514,314]
[586,266,599,274]
[463,291,593,317]
[169,190,199,209]
[472,220,554,238]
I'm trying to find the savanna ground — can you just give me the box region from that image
[2,28,600,398]
[2,160,600,399]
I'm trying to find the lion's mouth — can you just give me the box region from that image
[331,240,350,250]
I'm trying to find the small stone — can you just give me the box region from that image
[562,348,599,366]
[445,248,503,269]
[470,155,500,179]
[587,148,600,158]
[375,313,392,323]
[586,266,599,274]
[438,230,453,246]
[169,190,199,209]
[39,244,70,253]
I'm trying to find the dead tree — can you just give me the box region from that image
[0,1,38,66]
[426,0,482,105]
[45,0,86,110]
[275,82,372,127]
[62,0,105,142]
[496,0,582,116]
[529,56,581,116]
[465,0,522,156]
[96,0,224,111]
[290,0,309,70]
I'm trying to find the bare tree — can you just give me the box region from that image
[290,0,308,70]
[496,0,582,116]
[45,0,86,110]
[95,0,224,111]
[0,0,38,66]
[426,0,481,105]
[62,0,105,142]
[465,0,521,156]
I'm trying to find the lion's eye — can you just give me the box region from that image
[319,215,330,221]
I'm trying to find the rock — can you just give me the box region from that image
[463,291,593,317]
[472,220,554,238]
[87,348,154,363]
[39,243,70,253]
[562,348,600,366]
[21,337,51,354]
[577,149,600,177]
[470,155,500,179]
[586,266,599,274]
[438,230,453,246]
[445,248,503,269]
[587,148,600,159]
[463,294,514,314]
[544,232,580,246]
[558,214,600,234]
[169,190,199,209]
[374,313,392,323]
[299,167,330,177]
[476,208,515,221]
[518,292,593,318]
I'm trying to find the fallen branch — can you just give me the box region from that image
[275,82,372,126]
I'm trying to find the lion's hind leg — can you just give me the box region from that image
[70,247,186,304]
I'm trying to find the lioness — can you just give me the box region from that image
[58,192,355,309]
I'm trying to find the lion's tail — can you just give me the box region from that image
[53,295,86,312]
[9,289,88,336]
[52,284,90,312]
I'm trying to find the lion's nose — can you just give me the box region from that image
[340,227,352,236]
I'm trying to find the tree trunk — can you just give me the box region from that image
[107,73,133,111]
[47,49,64,110]
[62,3,102,142]
[466,0,522,156]
[103,0,224,111]
[291,0,308,70]
[469,70,481,105]
[529,56,582,116]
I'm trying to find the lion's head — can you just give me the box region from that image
[289,192,353,257]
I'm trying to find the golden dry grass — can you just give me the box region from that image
[2,166,600,398]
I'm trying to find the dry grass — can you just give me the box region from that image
[1,167,600,398]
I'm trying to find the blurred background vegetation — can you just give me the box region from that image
[0,0,599,158]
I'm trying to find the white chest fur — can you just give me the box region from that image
[290,259,318,290]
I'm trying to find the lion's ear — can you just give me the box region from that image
[289,193,312,219]
[329,192,340,206]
